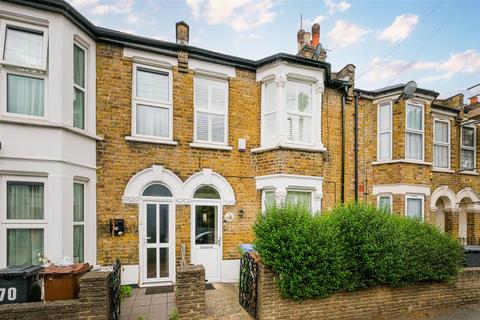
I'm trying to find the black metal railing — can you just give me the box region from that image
[239,252,258,319]
[110,259,121,320]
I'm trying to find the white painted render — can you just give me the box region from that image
[0,2,97,267]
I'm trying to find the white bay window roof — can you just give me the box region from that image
[254,62,325,152]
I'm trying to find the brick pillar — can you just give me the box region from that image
[79,272,112,320]
[176,264,206,320]
[451,209,460,241]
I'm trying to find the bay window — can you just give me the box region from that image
[73,183,85,263]
[461,126,476,171]
[378,194,392,213]
[132,64,172,140]
[286,190,312,209]
[406,195,423,220]
[5,180,45,266]
[286,81,312,144]
[7,73,44,117]
[73,44,86,129]
[433,119,450,169]
[194,76,228,145]
[377,102,392,160]
[406,103,424,161]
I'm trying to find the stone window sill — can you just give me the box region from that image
[460,171,479,176]
[125,136,178,145]
[371,159,432,166]
[251,144,327,154]
[432,168,455,174]
[189,142,233,151]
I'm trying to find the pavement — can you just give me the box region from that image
[397,303,480,320]
[120,288,176,320]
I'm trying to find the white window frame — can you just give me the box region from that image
[1,61,48,120]
[73,41,87,130]
[0,176,48,267]
[131,63,173,142]
[285,80,314,146]
[433,118,450,170]
[405,102,425,161]
[261,189,275,214]
[377,101,393,161]
[285,188,313,211]
[377,193,393,213]
[193,74,229,146]
[405,194,424,221]
[73,181,85,263]
[460,125,476,172]
[261,80,277,147]
[0,20,49,71]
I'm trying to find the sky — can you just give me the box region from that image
[68,0,480,99]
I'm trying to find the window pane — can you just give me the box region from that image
[406,132,423,160]
[461,149,475,170]
[379,104,391,132]
[264,191,276,210]
[287,114,311,143]
[406,104,422,130]
[73,88,85,129]
[286,81,312,113]
[146,204,156,244]
[159,248,169,278]
[73,225,84,263]
[286,191,311,210]
[196,112,209,141]
[4,27,43,67]
[264,113,277,146]
[195,77,227,112]
[136,104,169,138]
[73,183,84,222]
[136,68,169,102]
[195,206,218,245]
[193,186,220,199]
[379,196,391,212]
[7,182,44,219]
[406,198,422,220]
[159,204,169,243]
[434,121,448,143]
[7,74,44,116]
[379,132,391,160]
[73,44,85,88]
[434,145,449,168]
[462,127,475,147]
[7,229,43,266]
[211,114,225,143]
[265,82,276,112]
[146,248,157,278]
[143,184,172,197]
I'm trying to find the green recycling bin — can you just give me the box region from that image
[0,265,44,304]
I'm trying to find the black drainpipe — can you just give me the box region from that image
[354,93,359,202]
[341,85,348,204]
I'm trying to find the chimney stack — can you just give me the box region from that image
[312,23,320,47]
[297,29,305,52]
[176,21,189,45]
[470,96,479,105]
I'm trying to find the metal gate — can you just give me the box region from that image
[239,252,258,318]
[110,259,121,320]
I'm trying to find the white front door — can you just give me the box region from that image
[191,204,222,282]
[141,202,175,284]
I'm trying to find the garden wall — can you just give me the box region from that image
[257,263,480,320]
[0,271,112,320]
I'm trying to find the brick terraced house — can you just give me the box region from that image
[1,0,479,287]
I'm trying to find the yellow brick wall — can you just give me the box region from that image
[96,43,348,266]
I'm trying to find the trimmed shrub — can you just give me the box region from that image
[253,202,464,299]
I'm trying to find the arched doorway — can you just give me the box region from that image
[434,197,446,232]
[457,188,480,245]
[430,186,457,236]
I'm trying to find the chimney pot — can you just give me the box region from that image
[176,21,189,45]
[470,96,479,105]
[312,23,320,47]
[297,29,305,52]
[303,31,311,46]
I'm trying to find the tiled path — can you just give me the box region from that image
[120,283,251,320]
[120,288,176,320]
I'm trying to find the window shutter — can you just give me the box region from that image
[195,80,209,110]
[211,86,226,112]
[211,114,225,143]
[196,112,209,141]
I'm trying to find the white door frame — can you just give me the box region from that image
[139,198,175,286]
[190,199,222,282]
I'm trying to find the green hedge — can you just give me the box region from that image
[253,203,464,299]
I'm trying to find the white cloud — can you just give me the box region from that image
[361,49,480,85]
[325,0,351,15]
[327,20,368,47]
[68,0,134,15]
[304,15,327,30]
[421,49,480,82]
[185,0,278,32]
[378,14,419,43]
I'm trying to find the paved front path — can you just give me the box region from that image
[398,304,480,320]
[120,288,176,320]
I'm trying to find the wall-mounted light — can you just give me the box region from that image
[238,209,245,218]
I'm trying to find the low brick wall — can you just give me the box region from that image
[0,271,113,320]
[257,264,480,320]
[175,264,206,320]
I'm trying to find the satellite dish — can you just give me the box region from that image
[395,81,417,103]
